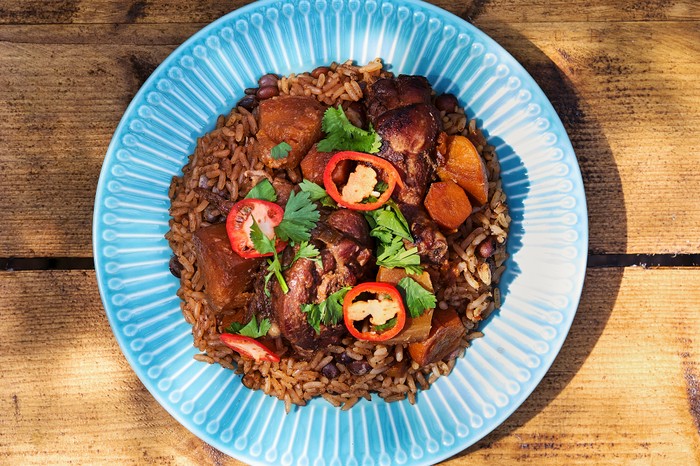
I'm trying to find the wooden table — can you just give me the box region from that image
[2,0,699,464]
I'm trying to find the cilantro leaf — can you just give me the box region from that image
[245,179,277,202]
[374,316,398,332]
[365,204,412,242]
[250,218,289,295]
[397,277,437,318]
[298,179,337,207]
[270,141,292,160]
[301,286,351,334]
[298,180,328,201]
[275,190,320,243]
[292,240,321,265]
[249,218,276,255]
[225,315,272,338]
[317,106,382,154]
[376,237,422,275]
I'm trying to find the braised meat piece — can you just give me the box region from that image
[365,75,433,122]
[402,204,449,266]
[373,103,441,206]
[299,144,352,186]
[253,95,325,170]
[249,210,374,355]
[192,223,263,313]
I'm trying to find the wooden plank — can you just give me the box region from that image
[1,268,699,464]
[0,20,699,256]
[0,0,699,25]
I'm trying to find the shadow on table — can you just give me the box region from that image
[451,22,627,457]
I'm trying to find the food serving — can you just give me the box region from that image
[166,59,510,410]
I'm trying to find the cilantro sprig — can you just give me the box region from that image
[301,286,352,334]
[275,190,321,243]
[364,201,422,274]
[397,277,437,318]
[270,141,292,160]
[249,218,289,295]
[225,315,272,338]
[245,179,277,202]
[298,179,337,208]
[317,106,382,154]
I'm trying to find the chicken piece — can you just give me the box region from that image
[253,96,325,169]
[401,204,449,266]
[365,75,433,122]
[271,176,294,207]
[325,208,372,248]
[373,103,441,206]
[192,223,263,313]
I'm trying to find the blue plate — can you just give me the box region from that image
[93,0,588,464]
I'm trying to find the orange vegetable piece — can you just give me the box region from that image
[376,267,435,345]
[423,180,472,230]
[436,134,489,205]
[408,308,466,366]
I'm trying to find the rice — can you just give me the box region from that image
[165,59,510,409]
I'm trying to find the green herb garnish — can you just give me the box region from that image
[397,277,436,318]
[245,179,277,202]
[249,218,288,296]
[374,316,398,332]
[270,141,292,160]
[301,286,352,334]
[225,315,272,338]
[317,106,382,154]
[275,190,321,244]
[298,179,337,208]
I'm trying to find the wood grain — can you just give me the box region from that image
[0,0,699,24]
[1,269,699,465]
[1,19,699,256]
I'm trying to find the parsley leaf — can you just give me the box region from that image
[301,286,351,334]
[374,316,398,332]
[376,237,422,275]
[270,141,292,160]
[397,277,437,318]
[250,218,289,295]
[364,202,413,242]
[292,240,321,265]
[317,106,382,154]
[245,179,277,202]
[298,179,337,208]
[225,315,272,338]
[275,190,321,243]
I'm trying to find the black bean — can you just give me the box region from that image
[244,87,258,95]
[169,255,183,278]
[256,85,279,100]
[311,66,330,78]
[237,95,257,111]
[336,352,354,365]
[258,73,279,88]
[348,360,371,376]
[435,93,459,113]
[321,363,340,379]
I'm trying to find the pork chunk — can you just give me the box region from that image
[253,96,325,169]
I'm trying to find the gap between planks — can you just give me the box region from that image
[2,255,700,271]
